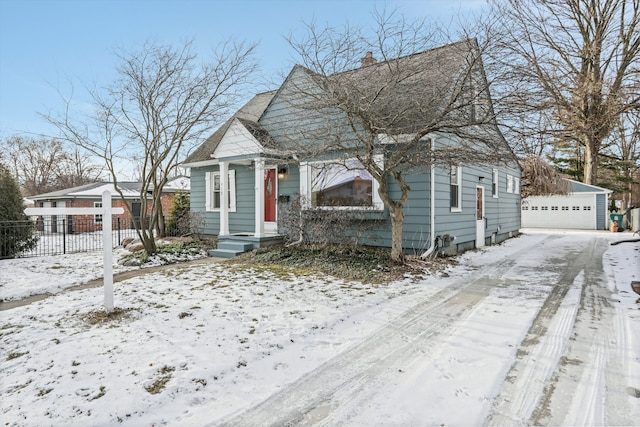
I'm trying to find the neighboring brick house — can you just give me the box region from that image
[27,177,189,233]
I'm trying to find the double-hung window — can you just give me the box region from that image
[205,170,236,212]
[299,156,383,210]
[507,175,514,193]
[450,165,462,212]
[492,169,498,198]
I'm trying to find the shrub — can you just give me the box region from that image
[0,164,38,258]
[165,191,203,237]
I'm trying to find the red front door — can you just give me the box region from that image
[264,169,276,222]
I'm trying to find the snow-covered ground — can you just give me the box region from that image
[0,245,208,302]
[0,230,638,426]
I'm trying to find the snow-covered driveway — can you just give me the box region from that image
[1,231,639,426]
[212,232,640,426]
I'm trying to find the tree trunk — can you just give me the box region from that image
[583,142,598,185]
[141,233,157,254]
[389,206,405,264]
[156,214,166,238]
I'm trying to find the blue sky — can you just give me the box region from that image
[0,0,485,139]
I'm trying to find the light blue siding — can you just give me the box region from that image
[596,193,607,229]
[189,66,522,253]
[190,164,257,235]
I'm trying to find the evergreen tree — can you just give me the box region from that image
[0,163,38,258]
[165,191,191,236]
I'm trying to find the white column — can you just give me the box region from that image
[219,161,229,236]
[254,158,265,237]
[102,190,114,311]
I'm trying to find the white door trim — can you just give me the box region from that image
[476,185,485,248]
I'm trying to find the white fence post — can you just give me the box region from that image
[102,191,114,311]
[25,191,124,312]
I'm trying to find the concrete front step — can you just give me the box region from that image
[217,241,254,252]
[208,248,244,258]
[209,240,255,258]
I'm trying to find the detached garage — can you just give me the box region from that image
[522,180,612,230]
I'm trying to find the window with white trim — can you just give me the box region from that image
[492,169,498,198]
[94,201,102,223]
[300,157,383,210]
[205,170,236,212]
[507,175,514,193]
[514,177,520,194]
[450,165,462,212]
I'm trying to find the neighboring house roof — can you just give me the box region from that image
[164,175,191,192]
[182,90,277,165]
[524,178,613,198]
[567,179,612,194]
[27,180,184,201]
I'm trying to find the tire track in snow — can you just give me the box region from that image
[210,238,551,427]
[485,238,600,426]
[531,238,637,426]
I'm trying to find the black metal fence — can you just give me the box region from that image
[1,217,141,259]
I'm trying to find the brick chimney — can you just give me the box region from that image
[360,51,377,67]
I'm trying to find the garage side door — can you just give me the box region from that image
[522,194,596,229]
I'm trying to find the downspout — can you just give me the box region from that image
[421,161,436,258]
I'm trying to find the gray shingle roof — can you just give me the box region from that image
[182,90,277,164]
[185,39,510,164]
[316,39,479,135]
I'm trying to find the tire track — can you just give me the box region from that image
[212,238,553,427]
[530,238,636,426]
[485,239,600,426]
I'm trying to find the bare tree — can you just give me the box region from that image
[46,40,256,254]
[491,0,640,185]
[280,11,516,263]
[55,147,104,190]
[1,135,101,196]
[602,109,640,208]
[519,155,570,199]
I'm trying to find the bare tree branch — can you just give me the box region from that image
[44,39,256,254]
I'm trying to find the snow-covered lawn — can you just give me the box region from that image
[0,230,638,426]
[0,249,135,301]
[0,244,208,302]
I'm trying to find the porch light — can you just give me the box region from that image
[278,166,288,179]
[478,176,485,182]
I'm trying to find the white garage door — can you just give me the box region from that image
[522,194,596,229]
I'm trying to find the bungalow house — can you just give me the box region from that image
[27,177,189,233]
[182,40,521,257]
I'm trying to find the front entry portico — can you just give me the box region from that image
[209,158,283,258]
[216,157,281,240]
